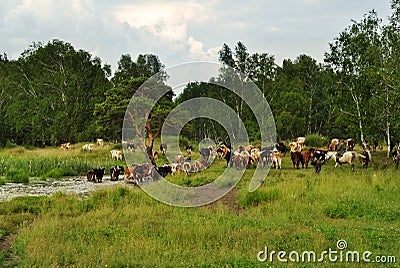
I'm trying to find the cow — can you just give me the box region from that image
[300,149,312,169]
[344,138,355,151]
[250,148,261,164]
[328,138,339,151]
[110,166,125,181]
[311,158,322,173]
[125,164,155,183]
[271,148,282,169]
[275,142,287,156]
[175,154,185,165]
[182,160,192,176]
[160,143,167,155]
[216,145,229,160]
[156,165,172,177]
[326,151,356,172]
[240,151,252,169]
[127,143,137,152]
[232,152,243,170]
[110,150,123,161]
[96,139,104,147]
[152,151,159,160]
[289,141,298,152]
[82,144,94,152]
[186,145,193,156]
[224,149,232,167]
[291,151,302,169]
[60,142,71,150]
[87,168,105,183]
[295,137,306,150]
[259,148,272,169]
[310,148,328,164]
[200,147,212,160]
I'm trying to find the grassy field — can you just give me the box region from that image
[0,142,399,267]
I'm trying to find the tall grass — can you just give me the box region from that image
[1,143,399,267]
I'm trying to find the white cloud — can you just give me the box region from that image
[112,2,211,41]
[187,37,221,61]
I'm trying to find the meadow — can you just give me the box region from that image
[0,141,399,267]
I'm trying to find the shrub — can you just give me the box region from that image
[4,140,17,149]
[0,178,5,185]
[305,134,329,148]
[5,169,29,183]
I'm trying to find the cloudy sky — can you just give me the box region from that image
[0,0,393,72]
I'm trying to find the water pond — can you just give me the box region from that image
[0,176,126,202]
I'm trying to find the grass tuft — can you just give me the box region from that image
[5,169,29,184]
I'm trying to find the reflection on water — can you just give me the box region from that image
[0,176,126,202]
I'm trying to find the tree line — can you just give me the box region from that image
[1,1,400,157]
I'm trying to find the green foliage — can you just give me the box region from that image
[238,187,281,206]
[305,134,329,148]
[5,169,29,184]
[40,168,77,180]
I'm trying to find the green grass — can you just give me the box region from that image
[0,143,399,267]
[5,169,29,184]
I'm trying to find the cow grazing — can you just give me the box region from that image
[110,166,125,181]
[61,142,71,150]
[291,151,302,169]
[160,143,168,155]
[110,150,123,161]
[82,144,94,152]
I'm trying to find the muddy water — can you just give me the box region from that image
[0,176,127,202]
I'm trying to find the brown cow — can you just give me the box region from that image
[300,150,312,169]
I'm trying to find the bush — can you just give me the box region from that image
[0,178,5,185]
[305,134,329,148]
[4,140,17,149]
[5,169,29,183]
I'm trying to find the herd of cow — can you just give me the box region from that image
[61,136,400,185]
